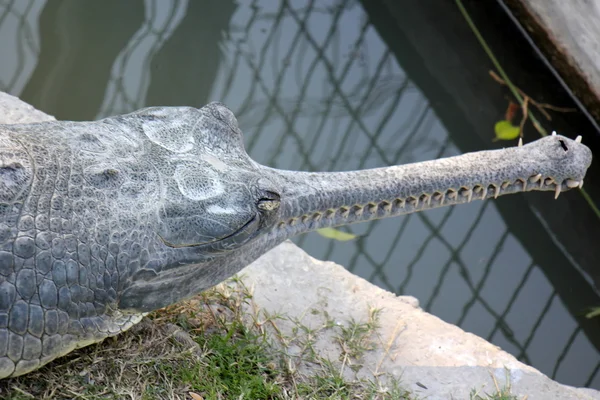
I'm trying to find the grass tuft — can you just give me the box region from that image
[469,369,525,400]
[0,278,414,399]
[0,276,523,400]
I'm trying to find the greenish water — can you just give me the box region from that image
[0,0,598,390]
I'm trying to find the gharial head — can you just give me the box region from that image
[121,102,283,251]
[112,102,592,312]
[0,101,593,381]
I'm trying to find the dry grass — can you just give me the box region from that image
[469,369,524,400]
[0,276,522,400]
[0,277,413,400]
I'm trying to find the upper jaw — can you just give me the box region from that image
[257,133,593,230]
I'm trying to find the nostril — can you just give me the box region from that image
[559,139,568,151]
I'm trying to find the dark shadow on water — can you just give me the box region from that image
[145,0,237,107]
[19,0,144,120]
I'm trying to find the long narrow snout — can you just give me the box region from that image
[265,134,592,237]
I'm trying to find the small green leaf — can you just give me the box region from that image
[585,307,600,319]
[494,120,521,140]
[316,227,358,241]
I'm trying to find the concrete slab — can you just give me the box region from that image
[243,241,600,400]
[0,91,55,124]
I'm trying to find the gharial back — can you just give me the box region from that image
[0,115,165,378]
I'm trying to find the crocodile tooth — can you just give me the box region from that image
[575,135,582,143]
[518,137,523,147]
[381,201,392,213]
[529,174,542,183]
[522,179,527,191]
[466,189,473,203]
[566,179,580,188]
[554,185,561,200]
[552,131,557,136]
[481,188,487,200]
[580,181,584,189]
[493,185,499,199]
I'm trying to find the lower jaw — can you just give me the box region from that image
[275,177,578,235]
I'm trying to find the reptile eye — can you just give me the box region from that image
[559,139,568,151]
[257,191,280,211]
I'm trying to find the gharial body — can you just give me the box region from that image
[0,101,592,378]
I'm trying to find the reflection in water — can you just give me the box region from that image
[98,0,189,117]
[0,0,45,94]
[20,0,144,120]
[0,0,598,390]
[145,0,237,107]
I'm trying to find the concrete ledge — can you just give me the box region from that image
[0,92,55,124]
[505,0,600,122]
[244,241,600,400]
[1,91,599,398]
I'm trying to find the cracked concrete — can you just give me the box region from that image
[243,241,600,400]
[1,91,599,398]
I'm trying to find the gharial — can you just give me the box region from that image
[0,101,592,378]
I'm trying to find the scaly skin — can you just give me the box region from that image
[0,102,592,378]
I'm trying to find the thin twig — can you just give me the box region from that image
[490,70,575,121]
[375,320,406,374]
[519,97,529,137]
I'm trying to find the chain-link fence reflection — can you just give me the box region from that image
[0,0,598,389]
[0,0,43,94]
